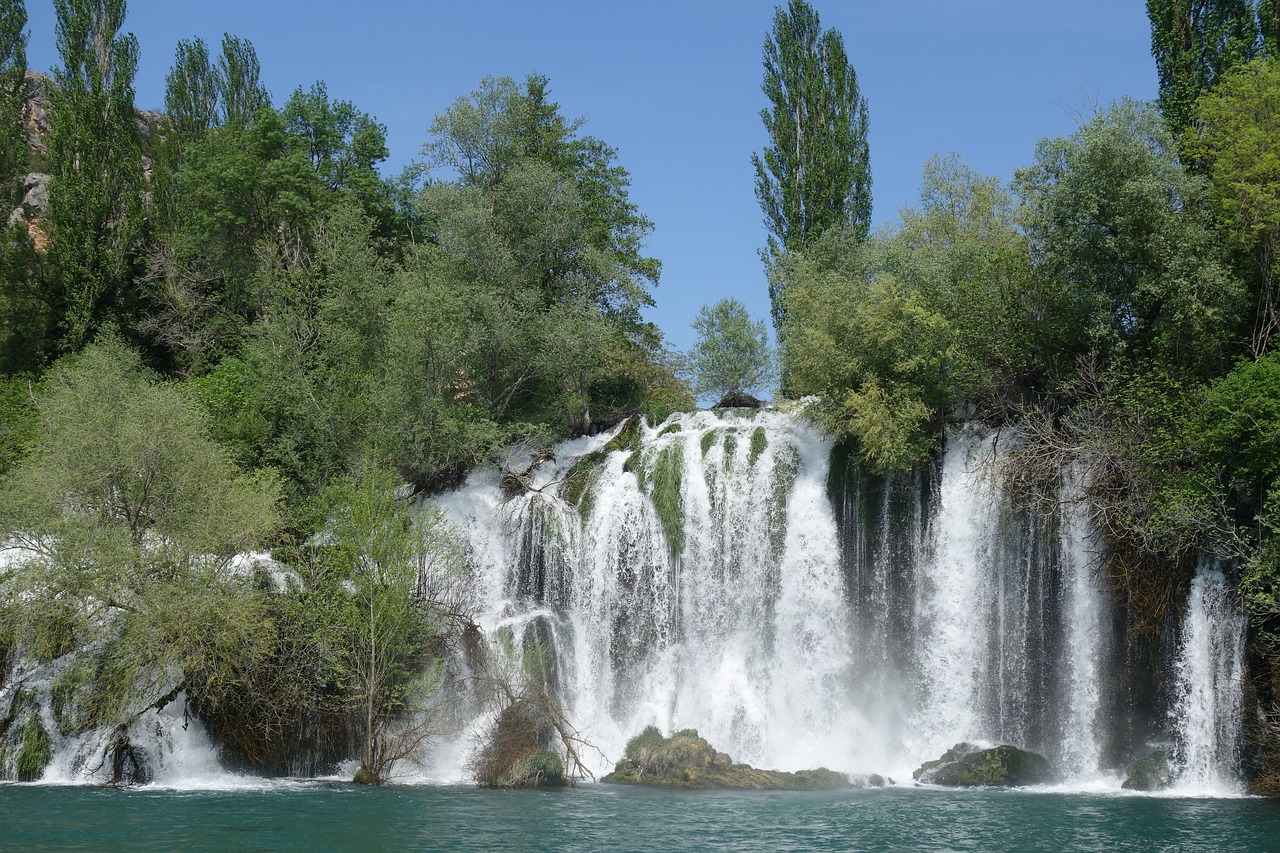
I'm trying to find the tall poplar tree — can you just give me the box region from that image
[752,0,870,332]
[1147,0,1265,140]
[0,0,26,203]
[47,0,142,350]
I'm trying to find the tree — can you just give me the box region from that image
[47,0,142,350]
[0,0,26,203]
[752,0,870,331]
[1186,58,1280,357]
[779,231,955,473]
[319,464,470,784]
[1013,98,1243,379]
[418,74,671,434]
[688,297,774,404]
[424,73,659,324]
[281,81,394,236]
[1147,0,1269,141]
[0,336,282,742]
[163,37,218,143]
[216,33,268,127]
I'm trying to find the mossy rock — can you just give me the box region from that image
[912,743,1050,787]
[603,727,850,791]
[650,445,684,556]
[749,427,768,466]
[657,422,682,438]
[700,430,718,457]
[604,416,643,453]
[561,449,606,511]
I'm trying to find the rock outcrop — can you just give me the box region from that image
[912,742,1050,787]
[602,726,851,791]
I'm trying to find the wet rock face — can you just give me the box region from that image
[602,726,850,791]
[1122,745,1175,791]
[913,743,1051,787]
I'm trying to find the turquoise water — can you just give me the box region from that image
[2,784,1279,852]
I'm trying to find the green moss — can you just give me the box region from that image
[625,448,649,491]
[768,446,800,557]
[561,449,606,513]
[651,445,685,556]
[657,421,682,438]
[604,416,642,453]
[352,766,380,785]
[722,433,738,469]
[16,716,51,782]
[749,427,768,466]
[700,430,718,457]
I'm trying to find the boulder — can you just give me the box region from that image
[1122,744,1175,791]
[913,742,1050,787]
[602,726,850,791]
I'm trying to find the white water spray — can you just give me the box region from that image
[1170,563,1246,794]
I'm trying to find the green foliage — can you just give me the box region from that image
[689,298,774,402]
[890,154,1062,415]
[16,715,51,781]
[424,73,658,325]
[282,81,394,235]
[624,724,667,762]
[164,37,219,141]
[0,336,282,726]
[781,232,954,473]
[754,0,871,332]
[1147,0,1266,141]
[217,34,270,127]
[316,463,465,784]
[47,0,143,350]
[525,750,565,785]
[1187,58,1280,356]
[0,0,27,203]
[1014,98,1243,378]
[146,105,320,371]
[0,373,35,472]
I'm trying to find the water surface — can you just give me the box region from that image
[3,784,1278,852]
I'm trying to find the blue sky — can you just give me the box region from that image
[21,1,1158,353]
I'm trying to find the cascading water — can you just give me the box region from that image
[1169,562,1246,794]
[438,409,860,775]
[437,412,1131,784]
[5,408,1251,790]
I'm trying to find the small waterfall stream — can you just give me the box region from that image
[1170,563,1246,793]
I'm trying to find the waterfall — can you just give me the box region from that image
[439,410,859,774]
[1169,562,1246,793]
[6,408,1249,789]
[439,413,1126,783]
